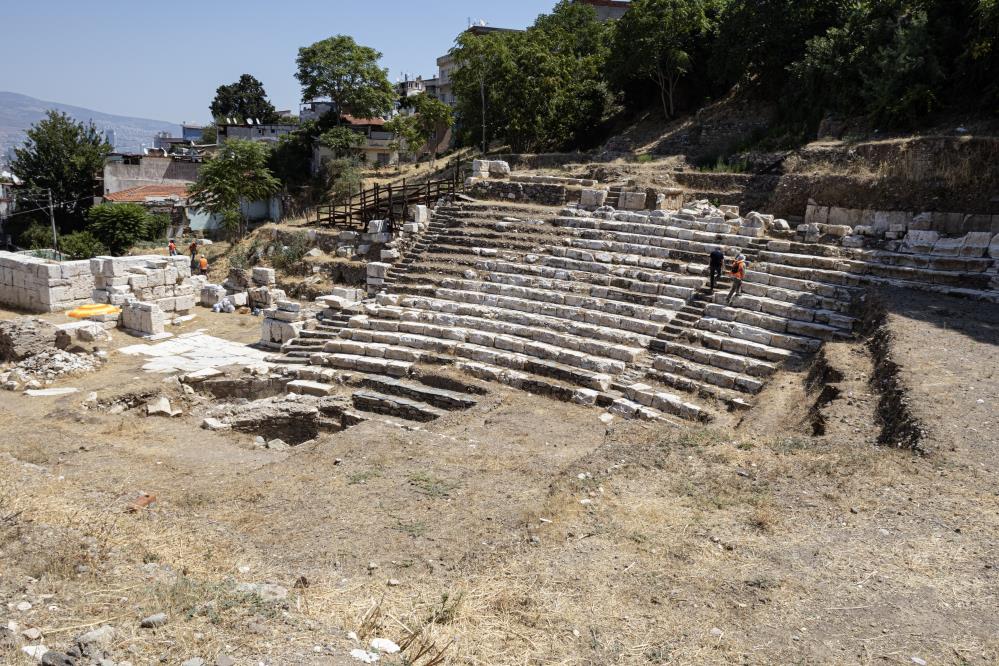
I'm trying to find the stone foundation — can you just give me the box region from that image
[0,252,95,313]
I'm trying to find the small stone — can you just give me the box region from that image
[368,561,379,571]
[146,396,180,417]
[181,659,205,666]
[911,658,927,666]
[22,627,42,640]
[709,627,723,638]
[16,601,32,612]
[387,579,401,587]
[254,436,266,445]
[41,652,75,666]
[850,507,859,514]
[370,637,400,654]
[216,657,236,666]
[22,645,49,662]
[140,613,168,628]
[266,439,290,451]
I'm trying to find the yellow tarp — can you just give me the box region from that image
[67,303,121,319]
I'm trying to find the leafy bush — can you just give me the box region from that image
[270,232,313,273]
[86,203,150,255]
[144,213,172,241]
[59,231,107,260]
[18,223,55,250]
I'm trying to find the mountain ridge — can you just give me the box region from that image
[0,91,180,160]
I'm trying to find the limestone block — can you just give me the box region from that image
[959,232,992,257]
[899,230,939,254]
[580,189,608,208]
[367,262,390,279]
[488,160,511,177]
[408,204,430,224]
[619,191,647,211]
[367,219,388,234]
[841,235,865,248]
[381,249,400,262]
[826,225,852,238]
[201,284,228,307]
[121,301,165,335]
[719,205,739,218]
[229,292,248,307]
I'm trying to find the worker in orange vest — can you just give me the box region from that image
[726,254,747,305]
[198,255,209,275]
[168,239,178,256]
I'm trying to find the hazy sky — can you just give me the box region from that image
[0,0,554,123]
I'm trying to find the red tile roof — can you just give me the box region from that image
[104,185,191,203]
[342,114,386,127]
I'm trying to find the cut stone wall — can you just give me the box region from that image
[0,252,95,313]
[90,255,196,313]
[806,204,999,236]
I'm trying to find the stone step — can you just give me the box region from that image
[644,369,754,411]
[659,340,777,377]
[351,390,447,422]
[652,355,765,395]
[355,375,477,410]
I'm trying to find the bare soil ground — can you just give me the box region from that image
[1,289,997,665]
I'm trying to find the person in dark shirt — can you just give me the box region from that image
[709,247,725,291]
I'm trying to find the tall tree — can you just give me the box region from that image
[410,93,454,162]
[11,110,111,234]
[295,35,397,124]
[188,139,280,237]
[384,114,423,164]
[210,74,279,123]
[608,0,711,119]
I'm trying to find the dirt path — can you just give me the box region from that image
[1,293,997,665]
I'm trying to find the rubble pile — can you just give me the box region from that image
[0,318,58,361]
[1,348,103,391]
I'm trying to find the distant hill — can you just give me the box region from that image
[0,91,179,161]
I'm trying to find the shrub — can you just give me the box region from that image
[59,231,107,260]
[18,223,55,250]
[270,232,312,273]
[86,203,150,255]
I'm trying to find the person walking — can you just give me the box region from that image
[198,254,209,276]
[168,239,178,256]
[726,254,747,305]
[709,246,724,292]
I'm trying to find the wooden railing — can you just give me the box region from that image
[315,158,464,230]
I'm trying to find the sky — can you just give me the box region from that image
[0,0,555,124]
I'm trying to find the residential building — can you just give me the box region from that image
[300,101,335,123]
[103,182,282,235]
[181,124,205,142]
[217,122,297,144]
[397,76,427,100]
[312,115,398,172]
[102,154,202,196]
[574,0,630,21]
[0,170,21,247]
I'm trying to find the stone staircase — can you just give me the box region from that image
[270,194,996,425]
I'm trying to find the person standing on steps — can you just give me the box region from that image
[198,254,209,276]
[726,254,747,305]
[709,246,725,292]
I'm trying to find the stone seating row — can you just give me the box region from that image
[658,339,778,377]
[334,324,623,383]
[709,292,856,331]
[478,269,690,311]
[695,317,824,354]
[702,303,847,341]
[480,259,701,300]
[683,329,801,364]
[652,355,765,395]
[564,233,745,266]
[439,278,678,325]
[554,215,760,248]
[539,253,705,288]
[382,293,652,347]
[360,302,641,363]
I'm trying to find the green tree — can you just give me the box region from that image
[410,93,454,161]
[59,231,107,260]
[11,110,112,233]
[384,114,423,163]
[608,0,712,119]
[188,139,280,237]
[86,203,149,255]
[295,36,397,124]
[269,132,316,190]
[210,74,279,123]
[199,125,218,144]
[451,1,612,151]
[321,158,362,203]
[318,126,365,157]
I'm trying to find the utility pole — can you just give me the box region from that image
[47,188,59,257]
